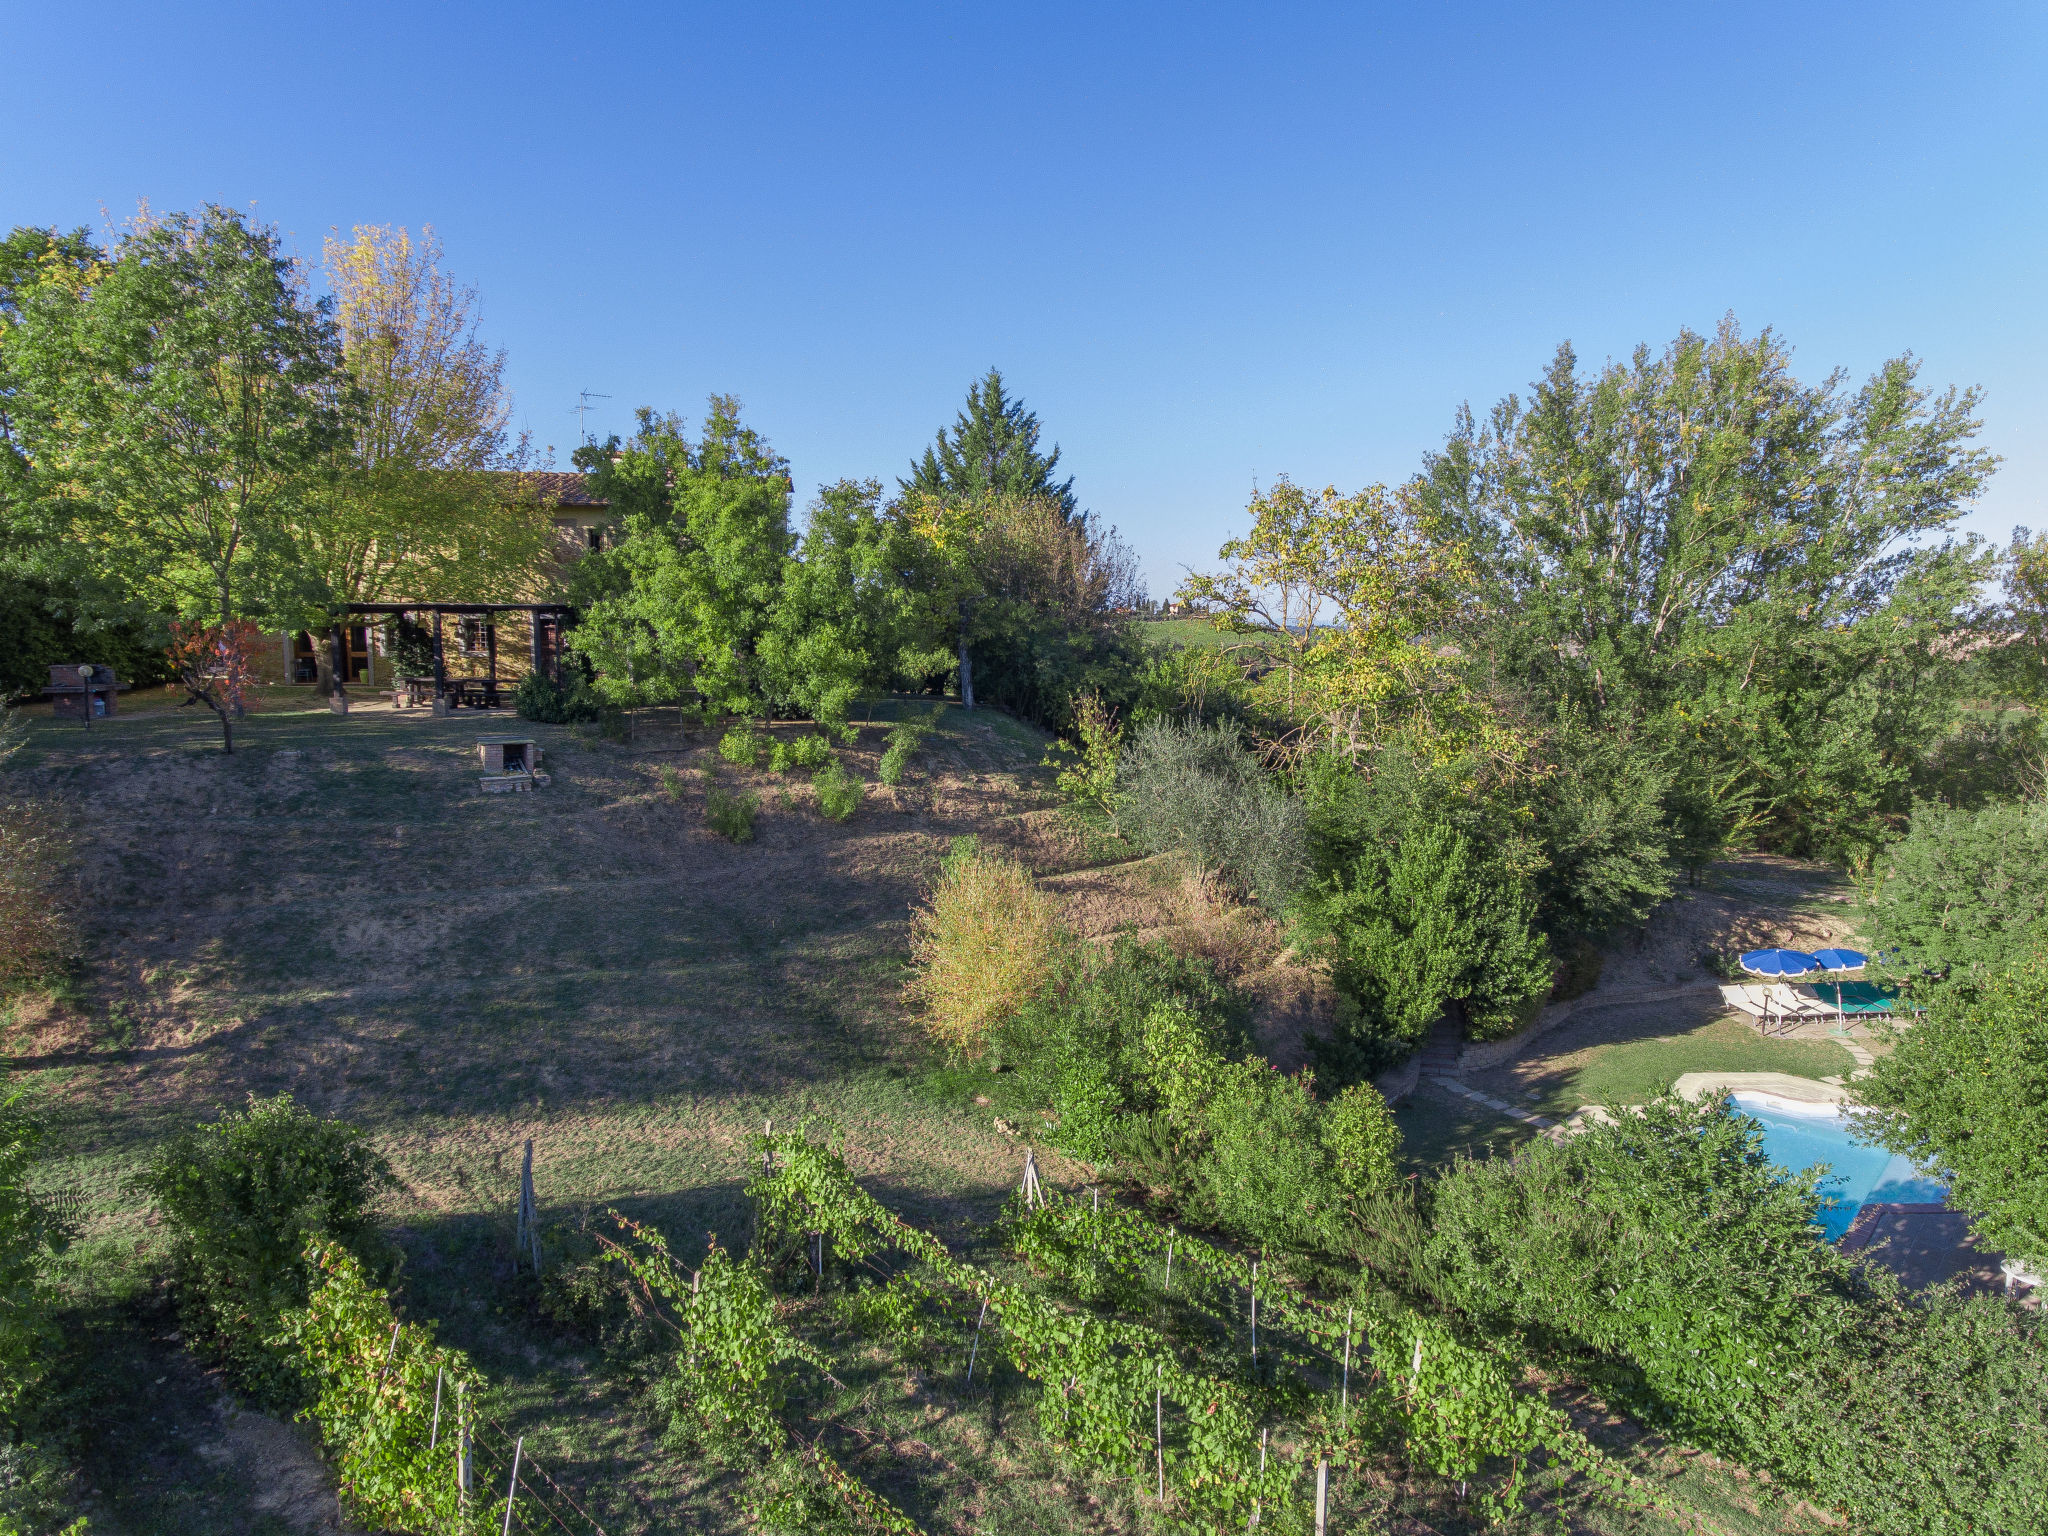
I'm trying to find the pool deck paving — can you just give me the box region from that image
[1841,1203,2025,1298]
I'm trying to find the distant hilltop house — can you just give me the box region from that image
[255,471,612,693]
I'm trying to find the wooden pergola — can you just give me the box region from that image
[344,602,573,707]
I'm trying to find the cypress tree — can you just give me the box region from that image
[901,368,1080,521]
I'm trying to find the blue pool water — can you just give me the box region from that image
[1729,1092,1947,1243]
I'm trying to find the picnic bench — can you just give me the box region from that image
[392,675,508,710]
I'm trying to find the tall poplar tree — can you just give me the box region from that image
[902,368,1080,522]
[291,225,554,688]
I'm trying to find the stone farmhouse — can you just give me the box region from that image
[252,471,612,695]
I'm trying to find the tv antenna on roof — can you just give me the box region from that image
[571,390,612,443]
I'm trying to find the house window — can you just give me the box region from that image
[584,524,605,553]
[458,617,487,656]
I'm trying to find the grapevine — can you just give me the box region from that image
[752,1129,1296,1529]
[271,1241,492,1534]
[1008,1184,1647,1521]
[599,1215,925,1534]
[753,1126,1645,1528]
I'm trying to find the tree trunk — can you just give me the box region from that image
[957,628,975,710]
[329,623,349,701]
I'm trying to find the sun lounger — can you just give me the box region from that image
[1719,984,1771,1020]
[1768,984,1833,1019]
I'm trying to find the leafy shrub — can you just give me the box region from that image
[907,838,1063,1054]
[0,1086,72,1427]
[1043,689,1123,822]
[1196,1064,1399,1252]
[720,726,770,767]
[514,668,609,724]
[139,1094,397,1399]
[1417,1091,2048,1536]
[989,942,1247,1162]
[0,1440,83,1536]
[1856,949,2048,1266]
[811,759,862,821]
[769,733,832,772]
[659,764,687,800]
[988,939,1396,1253]
[706,783,759,842]
[1294,818,1551,1079]
[1421,1094,1863,1466]
[1116,717,1307,909]
[877,718,932,786]
[1865,796,2048,981]
[1808,1288,2048,1536]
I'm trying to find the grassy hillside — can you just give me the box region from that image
[4,691,1820,1535]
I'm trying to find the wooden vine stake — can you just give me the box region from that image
[1154,1362,1165,1501]
[1252,1427,1267,1527]
[1340,1306,1353,1424]
[1314,1457,1329,1536]
[502,1434,523,1536]
[1164,1229,1174,1293]
[456,1382,471,1506]
[429,1366,443,1449]
[375,1320,400,1383]
[515,1139,542,1273]
[965,1296,990,1386]
[1020,1147,1044,1209]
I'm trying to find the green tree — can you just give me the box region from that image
[1856,952,2048,1268]
[1294,782,1548,1073]
[1525,719,1675,937]
[902,367,1078,521]
[1,226,173,684]
[570,399,794,714]
[1179,476,1487,760]
[758,479,954,731]
[3,207,350,629]
[1416,318,1998,863]
[903,488,1145,726]
[1864,797,2048,980]
[1988,526,2048,705]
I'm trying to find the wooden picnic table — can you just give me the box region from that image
[392,676,507,709]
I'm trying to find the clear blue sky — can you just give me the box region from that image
[5,1,2043,596]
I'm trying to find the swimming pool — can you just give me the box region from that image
[1728,1091,1946,1243]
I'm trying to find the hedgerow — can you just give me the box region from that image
[1415,1093,2048,1536]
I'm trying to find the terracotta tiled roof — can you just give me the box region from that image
[485,470,609,507]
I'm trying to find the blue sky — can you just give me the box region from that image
[5,1,2043,595]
